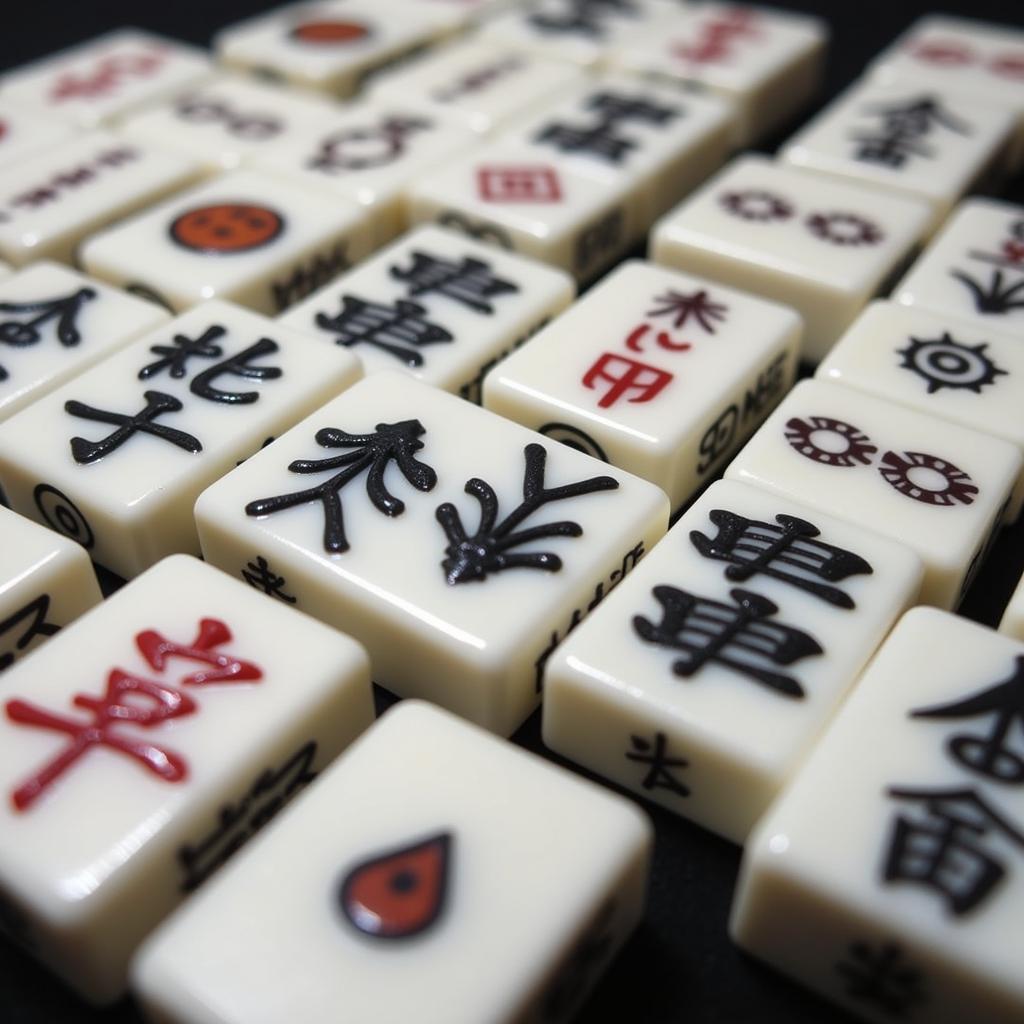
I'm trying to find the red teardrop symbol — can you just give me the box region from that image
[339,832,452,940]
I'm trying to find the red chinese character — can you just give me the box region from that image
[674,8,760,64]
[1002,240,1024,264]
[477,166,562,203]
[136,617,262,686]
[991,53,1024,80]
[625,324,692,353]
[909,40,974,66]
[50,49,167,102]
[583,353,673,408]
[6,671,196,811]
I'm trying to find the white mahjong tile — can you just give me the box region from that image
[195,372,669,736]
[892,198,1024,339]
[543,479,923,843]
[497,71,733,230]
[367,38,585,135]
[79,169,373,316]
[0,99,79,168]
[117,72,338,173]
[0,505,101,673]
[0,29,213,128]
[0,553,372,1003]
[0,261,10,279]
[0,262,169,423]
[484,260,800,509]
[214,0,458,98]
[280,224,574,400]
[649,155,932,362]
[610,3,827,145]
[133,699,651,1024]
[817,301,1024,508]
[1001,572,1024,642]
[253,98,480,245]
[0,301,363,579]
[409,142,636,281]
[0,131,203,267]
[725,378,1022,610]
[732,608,1024,1024]
[406,0,514,28]
[781,79,1017,235]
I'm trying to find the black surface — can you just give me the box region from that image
[1,3,1024,1023]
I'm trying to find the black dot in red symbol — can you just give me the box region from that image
[784,415,878,467]
[719,189,794,222]
[290,20,371,44]
[806,212,884,247]
[169,203,285,254]
[339,832,452,940]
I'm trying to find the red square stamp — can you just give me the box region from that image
[476,165,562,203]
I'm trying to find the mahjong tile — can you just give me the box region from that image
[725,378,1021,610]
[780,79,1017,236]
[194,371,669,736]
[483,259,800,509]
[117,73,338,173]
[214,0,458,98]
[133,699,651,1024]
[0,505,101,674]
[649,155,932,362]
[610,3,827,146]
[497,71,733,230]
[280,224,574,400]
[0,29,212,129]
[0,262,170,424]
[0,99,79,168]
[406,0,514,29]
[253,99,480,245]
[79,169,373,315]
[0,300,363,578]
[408,142,636,281]
[543,478,923,843]
[817,301,1024,508]
[892,198,1024,339]
[732,608,1024,1024]
[367,38,585,135]
[0,553,372,1003]
[0,131,203,267]
[1001,572,1024,642]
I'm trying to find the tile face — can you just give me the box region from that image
[0,554,372,1003]
[543,479,922,843]
[117,73,338,173]
[732,608,1024,1024]
[0,262,169,423]
[781,80,1016,234]
[0,301,363,578]
[280,224,574,400]
[649,155,932,362]
[195,372,669,736]
[0,100,79,168]
[892,198,1024,339]
[253,99,480,245]
[484,260,800,508]
[0,132,203,267]
[79,170,372,315]
[409,142,636,281]
[725,378,1022,610]
[133,700,652,1024]
[1001,573,1024,641]
[0,30,213,128]
[0,505,101,674]
[367,38,585,135]
[611,3,828,145]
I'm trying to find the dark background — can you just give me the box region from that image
[1,3,1023,1022]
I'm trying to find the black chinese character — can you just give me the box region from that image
[852,96,970,168]
[646,288,728,333]
[626,732,689,797]
[529,0,638,37]
[241,556,296,604]
[389,251,518,314]
[0,595,60,672]
[139,324,225,379]
[835,941,927,1017]
[951,267,1024,315]
[0,287,98,381]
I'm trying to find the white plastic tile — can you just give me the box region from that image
[1001,573,1024,642]
[0,99,79,168]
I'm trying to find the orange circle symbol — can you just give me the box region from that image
[169,203,284,254]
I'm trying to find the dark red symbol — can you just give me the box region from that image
[624,324,691,353]
[50,49,167,101]
[719,189,793,222]
[477,165,562,203]
[909,40,974,66]
[169,203,284,254]
[991,53,1024,80]
[878,451,978,507]
[806,212,884,247]
[136,617,262,685]
[583,352,673,408]
[784,416,878,467]
[339,832,452,940]
[0,121,7,142]
[290,20,371,44]
[674,8,760,64]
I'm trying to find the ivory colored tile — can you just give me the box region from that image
[195,371,669,736]
[280,224,574,400]
[483,259,800,508]
[732,608,1024,1024]
[543,479,923,843]
[649,154,932,362]
[0,301,363,578]
[0,100,79,168]
[0,131,203,267]
[79,169,373,315]
[610,3,827,145]
[0,262,169,423]
[133,699,651,1024]
[0,504,101,673]
[725,378,1022,610]
[892,197,1024,339]
[0,554,372,1003]
[0,30,213,128]
[1001,573,1024,642]
[406,0,514,28]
